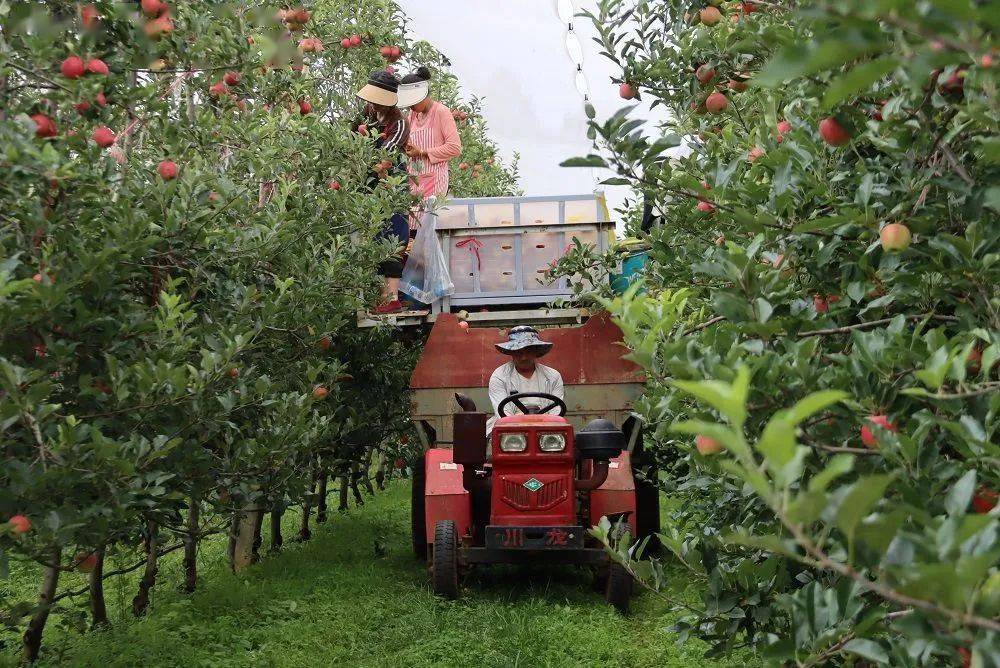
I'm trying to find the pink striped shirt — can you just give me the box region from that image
[407,101,462,201]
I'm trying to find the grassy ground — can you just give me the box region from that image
[1,481,758,667]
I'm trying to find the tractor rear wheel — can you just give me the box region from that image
[432,520,459,599]
[605,561,632,614]
[411,452,427,560]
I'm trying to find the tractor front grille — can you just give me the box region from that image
[500,476,568,511]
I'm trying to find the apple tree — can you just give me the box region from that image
[568,0,999,664]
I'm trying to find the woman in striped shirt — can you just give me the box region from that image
[356,70,411,314]
[397,67,462,206]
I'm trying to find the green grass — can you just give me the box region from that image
[2,482,758,667]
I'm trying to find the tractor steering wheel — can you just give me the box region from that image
[497,392,567,418]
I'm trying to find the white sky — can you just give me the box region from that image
[397,0,670,224]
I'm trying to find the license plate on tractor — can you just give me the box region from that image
[485,525,585,549]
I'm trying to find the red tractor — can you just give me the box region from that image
[411,390,654,613]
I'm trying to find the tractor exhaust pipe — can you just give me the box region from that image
[575,460,610,491]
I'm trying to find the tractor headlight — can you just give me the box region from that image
[539,433,566,452]
[499,433,527,452]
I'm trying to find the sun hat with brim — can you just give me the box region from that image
[356,70,399,107]
[397,81,430,108]
[495,326,554,357]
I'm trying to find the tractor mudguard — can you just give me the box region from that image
[589,452,638,537]
[424,448,472,546]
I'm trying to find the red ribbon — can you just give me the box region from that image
[456,237,484,272]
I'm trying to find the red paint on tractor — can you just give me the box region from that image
[424,448,472,543]
[490,419,576,527]
[589,452,637,536]
[410,312,643,389]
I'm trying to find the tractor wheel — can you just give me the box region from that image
[605,561,632,614]
[411,452,427,560]
[432,520,459,599]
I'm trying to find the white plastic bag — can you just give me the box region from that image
[399,202,454,304]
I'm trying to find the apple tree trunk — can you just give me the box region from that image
[89,543,109,628]
[22,546,60,664]
[316,470,329,524]
[183,497,199,593]
[132,521,159,617]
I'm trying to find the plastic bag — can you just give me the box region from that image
[399,201,454,304]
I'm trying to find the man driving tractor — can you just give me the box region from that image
[486,326,564,439]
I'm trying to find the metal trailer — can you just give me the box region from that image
[357,193,614,329]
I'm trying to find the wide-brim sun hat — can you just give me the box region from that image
[397,81,430,109]
[495,325,554,357]
[356,70,399,107]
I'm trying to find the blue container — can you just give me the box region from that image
[610,250,650,294]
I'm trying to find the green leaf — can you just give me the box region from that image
[792,215,855,233]
[560,155,608,168]
[785,390,850,425]
[945,470,977,516]
[842,638,889,663]
[835,475,893,546]
[809,454,855,493]
[822,57,899,109]
[671,368,749,427]
[755,37,883,88]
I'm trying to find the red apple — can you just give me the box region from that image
[696,200,715,213]
[813,294,829,313]
[972,487,998,514]
[458,162,469,170]
[31,114,58,138]
[619,82,637,99]
[341,37,352,49]
[84,59,109,76]
[879,223,911,252]
[982,54,994,68]
[223,71,241,86]
[705,91,728,113]
[350,34,361,47]
[860,415,896,449]
[8,515,31,534]
[380,46,393,57]
[80,4,99,28]
[209,81,229,97]
[312,386,329,399]
[74,100,92,114]
[748,146,766,163]
[390,46,401,60]
[299,99,312,115]
[227,367,239,378]
[695,65,716,84]
[328,181,341,191]
[967,347,983,375]
[695,435,723,455]
[937,68,966,98]
[141,0,168,17]
[143,15,173,39]
[357,123,368,136]
[157,160,178,180]
[776,120,792,142]
[394,457,406,469]
[728,78,748,92]
[819,117,851,146]
[741,1,760,13]
[700,6,722,25]
[318,336,333,349]
[92,126,116,147]
[75,552,98,573]
[95,92,107,107]
[61,56,86,79]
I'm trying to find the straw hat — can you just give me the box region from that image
[356,70,399,107]
[495,326,553,357]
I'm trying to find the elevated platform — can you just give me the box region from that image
[357,307,593,329]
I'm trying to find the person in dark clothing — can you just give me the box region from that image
[355,70,411,314]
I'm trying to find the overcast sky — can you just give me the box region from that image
[397,0,669,221]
